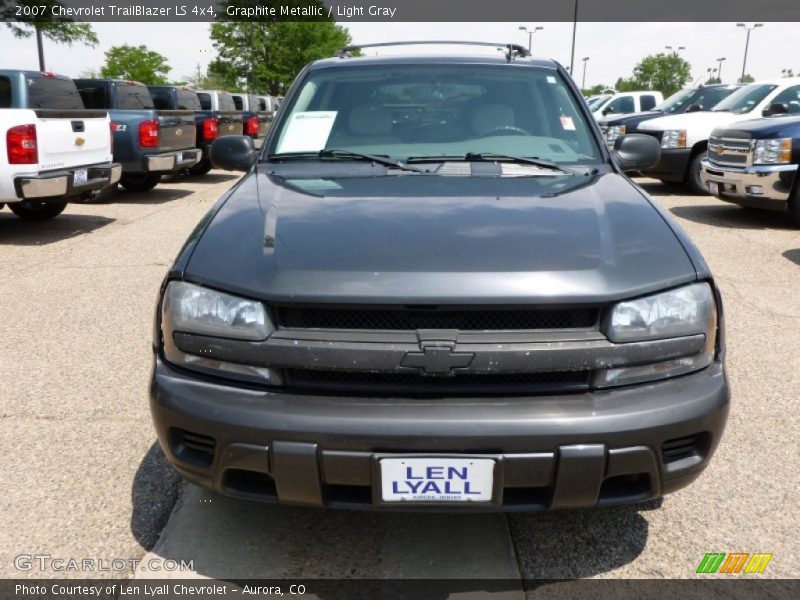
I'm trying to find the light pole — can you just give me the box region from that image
[716,57,726,82]
[737,23,763,82]
[665,45,686,55]
[518,25,543,53]
[569,0,579,75]
[582,57,590,89]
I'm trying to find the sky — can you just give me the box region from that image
[0,21,798,88]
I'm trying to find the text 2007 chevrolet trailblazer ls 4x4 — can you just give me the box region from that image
[150,44,730,511]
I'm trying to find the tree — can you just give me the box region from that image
[615,53,691,97]
[738,74,755,83]
[706,76,722,84]
[582,84,613,96]
[1,0,98,71]
[100,45,171,84]
[209,20,351,95]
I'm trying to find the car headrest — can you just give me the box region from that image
[471,103,515,136]
[348,105,393,136]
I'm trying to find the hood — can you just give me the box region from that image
[599,110,660,127]
[713,115,800,138]
[638,110,744,133]
[183,168,698,305]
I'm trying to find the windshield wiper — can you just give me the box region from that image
[267,149,427,173]
[409,152,570,173]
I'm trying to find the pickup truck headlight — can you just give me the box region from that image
[752,138,792,165]
[161,281,280,384]
[605,125,626,143]
[661,129,687,149]
[596,283,717,388]
[606,283,714,343]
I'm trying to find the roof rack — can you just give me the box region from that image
[334,41,531,62]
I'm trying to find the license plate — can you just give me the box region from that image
[175,152,183,164]
[73,169,88,186]
[380,457,495,503]
[708,181,719,194]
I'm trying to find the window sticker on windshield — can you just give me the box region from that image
[547,76,557,83]
[560,116,576,131]
[277,111,337,153]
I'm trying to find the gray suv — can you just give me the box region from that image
[150,43,729,511]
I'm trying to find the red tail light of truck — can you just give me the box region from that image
[202,117,219,141]
[7,124,38,164]
[138,119,160,148]
[245,116,260,137]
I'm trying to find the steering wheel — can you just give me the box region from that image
[479,125,532,137]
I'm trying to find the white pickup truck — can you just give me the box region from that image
[636,77,800,193]
[591,91,663,120]
[0,70,120,220]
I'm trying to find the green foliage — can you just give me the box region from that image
[738,74,755,83]
[706,77,722,84]
[1,0,97,68]
[581,84,613,96]
[100,45,171,85]
[615,53,691,97]
[209,19,351,95]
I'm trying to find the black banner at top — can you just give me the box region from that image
[1,0,800,22]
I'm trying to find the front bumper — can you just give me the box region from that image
[642,147,692,181]
[700,159,798,209]
[14,162,121,200]
[141,149,202,173]
[150,356,730,511]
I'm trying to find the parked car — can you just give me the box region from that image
[150,47,729,511]
[637,77,800,193]
[591,91,664,120]
[700,114,800,223]
[194,89,245,175]
[147,84,240,177]
[74,79,200,193]
[0,70,119,220]
[230,92,270,150]
[600,84,742,145]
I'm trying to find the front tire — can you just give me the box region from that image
[686,151,709,195]
[9,201,68,221]
[788,182,800,227]
[120,173,160,192]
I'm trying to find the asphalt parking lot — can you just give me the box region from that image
[1,173,797,590]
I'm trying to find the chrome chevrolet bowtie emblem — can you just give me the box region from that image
[401,341,474,376]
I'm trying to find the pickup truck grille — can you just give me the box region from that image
[275,306,599,331]
[285,369,590,395]
[707,136,751,167]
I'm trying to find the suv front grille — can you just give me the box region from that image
[276,306,599,331]
[707,136,751,167]
[285,369,590,395]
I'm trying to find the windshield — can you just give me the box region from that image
[269,63,602,165]
[655,89,695,113]
[711,84,777,114]
[27,76,84,110]
[586,95,611,111]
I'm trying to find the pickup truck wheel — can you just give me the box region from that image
[9,201,67,221]
[120,173,160,192]
[187,159,213,176]
[687,151,709,195]
[788,184,800,227]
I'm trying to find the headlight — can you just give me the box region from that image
[605,125,626,143]
[163,281,271,340]
[661,129,687,149]
[160,281,281,384]
[606,283,715,343]
[752,138,791,165]
[596,283,718,388]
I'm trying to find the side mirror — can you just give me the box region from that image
[209,135,256,171]
[612,133,661,172]
[602,107,614,115]
[685,104,703,113]
[762,102,789,117]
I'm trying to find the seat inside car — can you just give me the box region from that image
[469,102,516,136]
[327,104,400,147]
